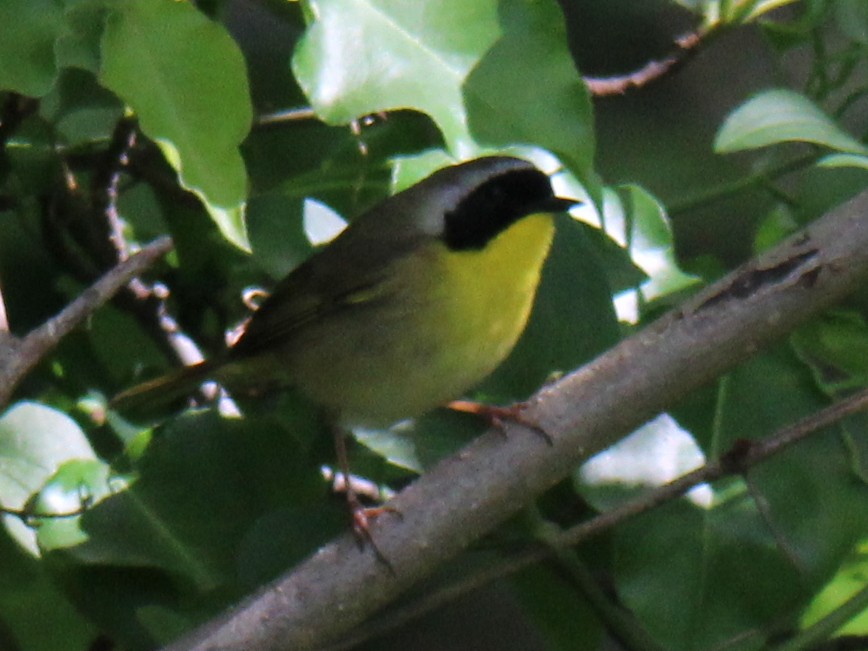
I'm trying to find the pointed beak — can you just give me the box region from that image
[539,196,581,213]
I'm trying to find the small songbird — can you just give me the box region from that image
[112,156,575,430]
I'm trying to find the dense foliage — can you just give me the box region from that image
[3,1,868,650]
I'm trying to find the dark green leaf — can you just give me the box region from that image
[464,0,595,177]
[616,499,803,651]
[0,0,61,96]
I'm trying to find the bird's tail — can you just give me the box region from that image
[110,361,217,419]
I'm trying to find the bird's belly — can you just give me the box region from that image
[279,297,517,428]
[280,227,550,427]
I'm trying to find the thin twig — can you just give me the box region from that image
[92,116,138,262]
[0,501,91,522]
[585,31,705,96]
[256,107,318,126]
[0,236,173,407]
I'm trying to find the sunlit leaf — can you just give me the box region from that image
[0,402,96,555]
[292,0,501,152]
[100,0,253,249]
[715,89,868,154]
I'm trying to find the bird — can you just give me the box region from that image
[111,155,575,542]
[112,156,574,427]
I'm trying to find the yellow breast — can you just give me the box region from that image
[279,212,556,427]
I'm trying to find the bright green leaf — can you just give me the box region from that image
[715,89,868,155]
[32,459,118,553]
[801,545,868,635]
[754,204,800,252]
[100,0,253,249]
[817,152,868,171]
[0,401,96,555]
[292,0,501,152]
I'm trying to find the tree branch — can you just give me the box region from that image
[0,237,173,407]
[585,30,706,96]
[318,386,868,650]
[163,191,868,651]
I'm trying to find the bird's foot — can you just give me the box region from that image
[345,492,401,572]
[447,399,553,445]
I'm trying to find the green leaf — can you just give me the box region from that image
[292,0,501,152]
[616,499,803,651]
[604,185,700,314]
[791,311,868,485]
[463,0,594,176]
[54,0,107,74]
[354,409,482,474]
[817,152,868,171]
[753,204,800,252]
[834,0,868,45]
[38,67,124,147]
[0,0,62,96]
[801,545,868,635]
[35,406,340,646]
[32,459,119,553]
[791,311,868,395]
[716,347,868,584]
[0,402,96,554]
[0,526,96,651]
[100,0,253,249]
[741,0,802,23]
[511,563,603,650]
[715,89,868,155]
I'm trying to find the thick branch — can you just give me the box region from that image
[325,386,868,650]
[0,237,173,407]
[163,192,868,651]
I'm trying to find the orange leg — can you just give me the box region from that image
[332,427,399,570]
[447,399,553,444]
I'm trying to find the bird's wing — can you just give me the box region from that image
[230,226,423,357]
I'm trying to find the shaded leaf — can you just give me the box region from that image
[0,0,61,96]
[463,0,594,178]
